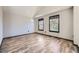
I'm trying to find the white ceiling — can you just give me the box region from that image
[3,6,72,18]
[3,6,42,18]
[35,6,72,17]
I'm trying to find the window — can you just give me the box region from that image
[49,15,60,33]
[38,18,44,31]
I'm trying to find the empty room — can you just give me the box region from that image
[0,6,79,53]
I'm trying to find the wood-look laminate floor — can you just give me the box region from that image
[0,33,78,53]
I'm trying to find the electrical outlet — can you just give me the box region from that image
[28,30,29,32]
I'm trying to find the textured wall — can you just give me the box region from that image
[0,7,3,45]
[34,8,73,40]
[3,12,34,38]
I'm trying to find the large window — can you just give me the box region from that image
[38,18,44,31]
[49,15,60,33]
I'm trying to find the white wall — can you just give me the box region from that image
[73,6,79,46]
[3,12,34,38]
[0,7,3,45]
[34,8,73,40]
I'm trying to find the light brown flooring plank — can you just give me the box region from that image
[0,33,78,53]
